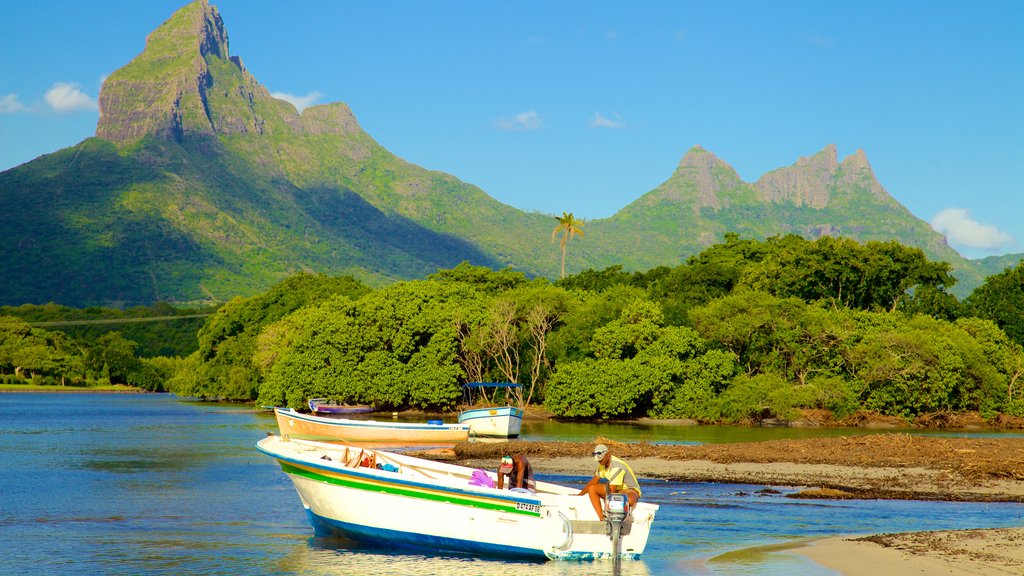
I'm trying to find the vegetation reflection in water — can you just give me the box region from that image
[280,541,654,576]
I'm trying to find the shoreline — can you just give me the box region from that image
[0,385,147,393]
[788,528,1024,575]
[451,435,1024,502]
[448,436,1024,574]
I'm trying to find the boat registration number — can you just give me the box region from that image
[515,502,540,514]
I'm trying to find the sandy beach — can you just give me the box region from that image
[790,528,1024,575]
[448,434,1024,573]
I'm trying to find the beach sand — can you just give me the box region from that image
[790,528,1024,575]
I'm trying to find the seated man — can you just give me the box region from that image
[496,454,535,492]
[578,443,641,521]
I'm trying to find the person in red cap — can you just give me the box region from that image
[496,453,535,492]
[578,443,641,520]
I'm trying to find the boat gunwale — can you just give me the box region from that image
[255,438,545,514]
[458,406,524,418]
[276,408,469,432]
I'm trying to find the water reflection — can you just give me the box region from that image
[280,539,653,576]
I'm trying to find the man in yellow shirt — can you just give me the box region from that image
[578,443,641,521]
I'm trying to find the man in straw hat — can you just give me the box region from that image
[578,443,641,521]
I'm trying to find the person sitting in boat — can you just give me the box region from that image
[578,443,641,521]
[496,454,535,493]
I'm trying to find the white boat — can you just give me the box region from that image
[256,435,659,561]
[274,408,469,446]
[458,382,524,438]
[457,405,523,438]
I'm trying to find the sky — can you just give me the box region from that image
[1,1,1022,259]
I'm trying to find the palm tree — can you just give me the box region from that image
[551,211,585,279]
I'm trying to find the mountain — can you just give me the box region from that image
[0,0,555,307]
[0,0,1011,307]
[598,144,961,256]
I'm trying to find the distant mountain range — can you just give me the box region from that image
[0,0,1015,307]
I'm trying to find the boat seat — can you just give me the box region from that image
[341,448,376,469]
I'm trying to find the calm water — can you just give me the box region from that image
[1,393,1022,576]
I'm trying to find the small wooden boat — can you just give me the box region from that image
[458,382,524,438]
[308,398,376,415]
[275,408,469,446]
[257,435,659,560]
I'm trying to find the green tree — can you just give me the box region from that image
[556,265,636,293]
[429,261,529,293]
[256,280,485,410]
[545,299,734,419]
[689,290,849,383]
[551,211,585,279]
[84,332,140,385]
[740,236,955,311]
[0,316,83,384]
[460,282,575,407]
[961,261,1024,346]
[547,284,644,363]
[186,273,368,400]
[897,284,960,322]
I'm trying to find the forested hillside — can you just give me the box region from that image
[5,237,1024,423]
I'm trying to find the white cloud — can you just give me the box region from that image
[0,94,28,113]
[44,82,98,113]
[271,90,323,113]
[589,112,625,129]
[496,110,542,132]
[931,208,1013,250]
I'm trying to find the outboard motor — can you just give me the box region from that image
[605,491,630,568]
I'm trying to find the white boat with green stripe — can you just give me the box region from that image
[257,435,659,561]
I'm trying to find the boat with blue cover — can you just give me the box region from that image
[458,382,524,438]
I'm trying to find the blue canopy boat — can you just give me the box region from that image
[457,382,524,438]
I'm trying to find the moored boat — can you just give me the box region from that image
[458,405,524,438]
[308,398,376,415]
[458,382,524,438]
[275,408,469,446]
[256,435,659,560]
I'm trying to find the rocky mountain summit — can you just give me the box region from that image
[648,144,902,214]
[755,145,890,208]
[97,0,361,143]
[0,0,1001,307]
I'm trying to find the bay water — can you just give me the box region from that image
[1,393,1021,575]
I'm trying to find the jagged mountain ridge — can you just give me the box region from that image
[0,0,1008,307]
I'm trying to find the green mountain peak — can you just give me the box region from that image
[97,0,283,142]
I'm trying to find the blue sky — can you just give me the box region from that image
[2,1,1022,259]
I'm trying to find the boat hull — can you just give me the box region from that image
[275,408,469,445]
[257,436,658,561]
[457,406,523,438]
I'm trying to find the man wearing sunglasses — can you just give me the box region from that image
[578,443,641,521]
